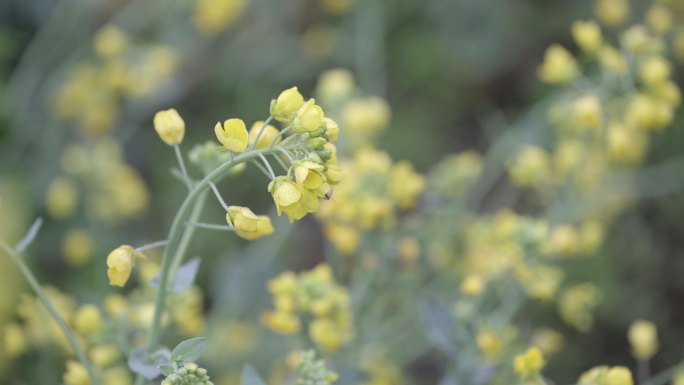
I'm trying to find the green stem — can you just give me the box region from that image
[146,147,284,350]
[0,240,101,385]
[174,145,193,191]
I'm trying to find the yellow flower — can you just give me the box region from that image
[268,272,299,296]
[269,177,319,222]
[293,99,325,132]
[600,46,627,74]
[309,318,345,353]
[73,304,103,334]
[476,331,502,362]
[640,56,671,87]
[45,177,79,219]
[102,366,133,385]
[509,146,550,187]
[595,0,630,28]
[646,5,672,35]
[532,328,565,356]
[226,206,274,240]
[271,87,305,122]
[261,311,301,334]
[324,224,360,255]
[323,117,340,142]
[63,360,90,385]
[93,25,127,59]
[294,160,327,191]
[248,121,280,149]
[153,108,185,146]
[574,93,603,129]
[4,323,27,358]
[572,20,603,53]
[316,68,355,103]
[89,344,121,368]
[325,164,343,185]
[605,367,633,385]
[628,320,658,360]
[513,347,545,379]
[538,44,578,84]
[106,245,143,287]
[104,294,128,317]
[62,229,95,268]
[193,0,246,36]
[460,275,484,296]
[215,118,249,153]
[389,161,426,209]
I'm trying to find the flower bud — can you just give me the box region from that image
[153,108,185,146]
[271,87,305,122]
[293,99,325,132]
[628,320,658,360]
[248,121,280,149]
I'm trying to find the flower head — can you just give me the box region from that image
[227,206,274,240]
[513,347,545,379]
[293,99,325,132]
[215,118,249,153]
[271,87,305,122]
[106,245,144,287]
[153,108,185,146]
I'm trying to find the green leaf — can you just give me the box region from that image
[159,364,175,376]
[171,337,207,363]
[241,365,267,385]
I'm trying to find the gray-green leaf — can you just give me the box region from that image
[171,337,207,363]
[241,365,267,385]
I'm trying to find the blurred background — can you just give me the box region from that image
[1,0,684,384]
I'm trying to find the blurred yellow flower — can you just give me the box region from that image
[628,320,658,360]
[513,347,545,379]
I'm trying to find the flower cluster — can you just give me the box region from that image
[161,362,214,385]
[266,87,342,222]
[52,24,178,136]
[292,350,338,385]
[262,264,353,353]
[317,148,425,255]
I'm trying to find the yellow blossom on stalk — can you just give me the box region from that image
[215,118,249,153]
[226,206,274,240]
[607,123,648,165]
[45,177,79,219]
[106,245,144,287]
[578,366,633,385]
[476,331,503,362]
[93,25,127,59]
[248,121,280,149]
[595,0,630,28]
[532,328,565,356]
[293,99,325,132]
[572,20,603,53]
[324,224,361,256]
[513,347,545,379]
[261,310,301,334]
[310,319,345,353]
[269,177,319,222]
[544,224,579,257]
[4,323,27,357]
[389,161,426,209]
[628,320,659,360]
[63,360,90,385]
[89,344,121,368]
[323,117,340,142]
[342,96,391,140]
[316,68,355,103]
[73,304,103,334]
[559,283,601,331]
[573,93,603,130]
[646,5,673,35]
[102,366,133,385]
[600,46,627,74]
[640,56,671,87]
[193,0,246,36]
[460,275,484,296]
[509,146,550,187]
[538,44,578,84]
[153,108,185,146]
[294,160,327,190]
[62,229,95,267]
[271,87,305,122]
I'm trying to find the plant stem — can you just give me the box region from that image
[135,240,169,252]
[185,222,235,231]
[145,147,284,351]
[174,145,192,191]
[248,115,274,151]
[0,240,101,385]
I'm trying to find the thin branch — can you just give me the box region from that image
[258,153,276,179]
[208,181,229,211]
[248,115,274,151]
[174,145,192,191]
[14,217,43,254]
[135,240,169,253]
[184,222,235,231]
